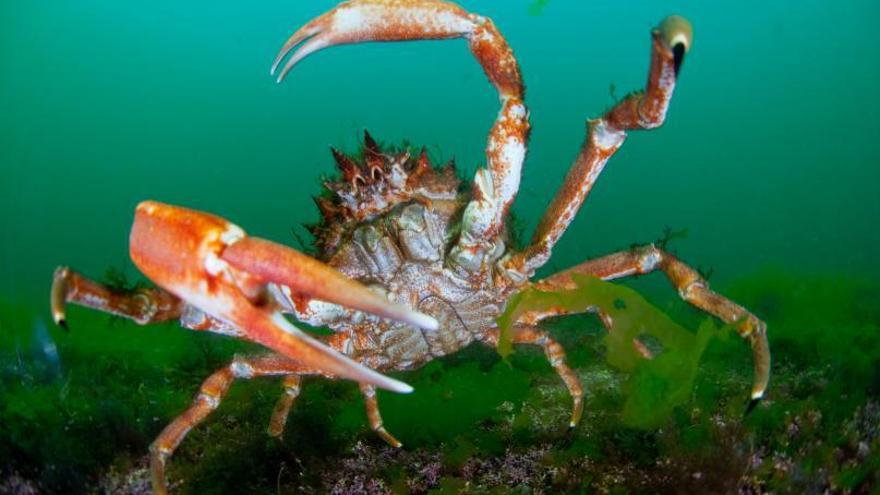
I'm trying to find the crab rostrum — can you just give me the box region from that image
[50,1,769,493]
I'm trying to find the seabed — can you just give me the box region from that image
[1,269,878,494]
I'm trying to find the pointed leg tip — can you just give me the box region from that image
[57,318,70,332]
[376,426,403,448]
[745,396,762,416]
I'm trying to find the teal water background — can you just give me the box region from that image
[2,0,878,301]
[1,0,880,492]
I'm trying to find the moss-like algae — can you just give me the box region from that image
[2,268,879,493]
[497,274,733,428]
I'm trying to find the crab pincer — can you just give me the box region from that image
[129,201,436,393]
[271,0,510,88]
[271,0,528,271]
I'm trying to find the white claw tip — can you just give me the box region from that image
[388,380,414,394]
[411,313,440,332]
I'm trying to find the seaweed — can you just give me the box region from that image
[527,0,551,17]
[101,265,147,295]
[3,268,880,493]
[290,225,318,256]
[654,225,689,252]
[496,274,731,428]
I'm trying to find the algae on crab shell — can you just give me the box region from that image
[496,273,735,429]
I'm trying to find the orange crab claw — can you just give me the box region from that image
[129,201,433,393]
[221,237,438,331]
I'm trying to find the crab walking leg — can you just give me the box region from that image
[529,245,770,405]
[482,326,584,427]
[505,16,693,278]
[51,266,183,329]
[150,354,308,495]
[51,267,247,336]
[267,372,404,447]
[265,374,404,447]
[272,0,529,271]
[359,383,403,447]
[130,201,422,393]
[267,374,304,437]
[268,374,404,448]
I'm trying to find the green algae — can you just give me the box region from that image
[496,274,734,428]
[101,265,148,295]
[527,0,551,17]
[0,301,248,492]
[2,269,879,492]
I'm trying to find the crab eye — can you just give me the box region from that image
[658,15,693,75]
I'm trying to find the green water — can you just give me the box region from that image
[1,1,879,493]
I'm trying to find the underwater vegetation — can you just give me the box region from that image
[1,0,878,492]
[496,273,736,430]
[1,268,878,493]
[527,0,551,18]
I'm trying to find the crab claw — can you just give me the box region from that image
[271,0,478,83]
[129,201,435,392]
[221,237,438,331]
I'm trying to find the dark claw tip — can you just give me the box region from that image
[58,319,70,332]
[744,397,762,416]
[672,43,686,76]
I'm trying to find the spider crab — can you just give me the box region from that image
[51,1,770,492]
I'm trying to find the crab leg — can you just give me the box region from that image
[150,354,310,495]
[51,267,258,338]
[504,16,693,278]
[51,266,184,329]
[129,200,434,393]
[267,374,303,438]
[272,0,529,272]
[267,372,403,448]
[482,326,584,427]
[360,383,403,447]
[526,245,770,406]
